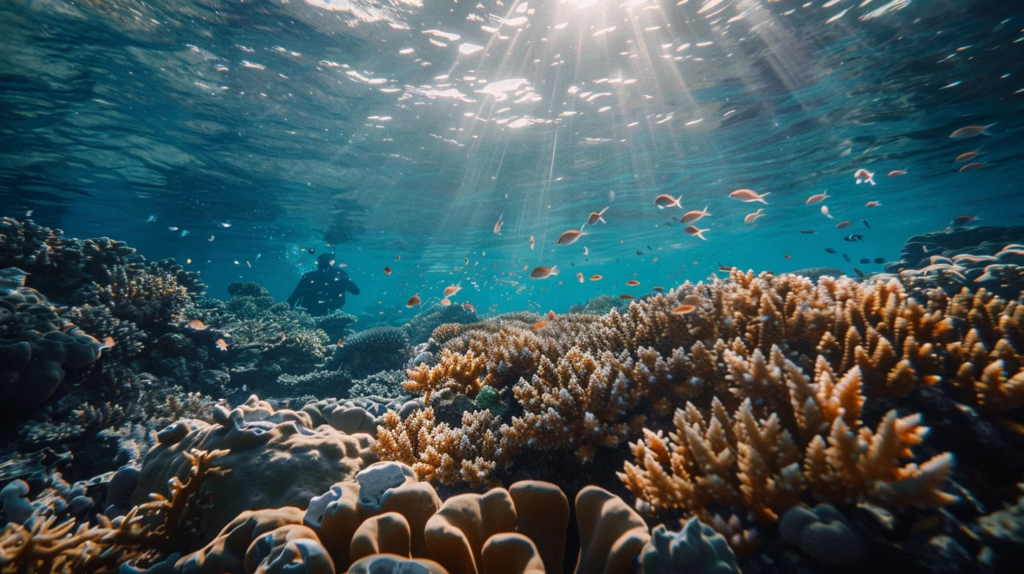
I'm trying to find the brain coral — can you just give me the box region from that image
[0,285,105,415]
[332,326,411,379]
[131,396,378,539]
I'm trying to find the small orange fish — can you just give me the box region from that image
[530,266,559,279]
[680,206,711,223]
[590,274,603,281]
[835,221,852,229]
[951,215,979,226]
[865,201,882,208]
[784,254,792,259]
[463,301,475,313]
[950,124,994,139]
[955,152,979,162]
[493,213,504,234]
[530,235,535,250]
[806,193,829,205]
[959,162,984,172]
[888,170,907,177]
[532,320,550,331]
[821,205,833,219]
[672,304,696,314]
[187,320,207,330]
[744,209,765,224]
[384,267,392,275]
[407,295,421,307]
[654,194,684,209]
[557,229,587,245]
[854,169,876,186]
[444,285,461,297]
[729,189,770,204]
[337,338,345,346]
[215,338,229,351]
[577,272,584,283]
[619,294,634,300]
[684,225,709,240]
[652,286,664,292]
[587,207,609,225]
[103,336,116,348]
[441,298,452,306]
[547,310,555,320]
[626,280,640,286]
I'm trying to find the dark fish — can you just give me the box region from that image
[636,250,644,255]
[862,220,870,229]
[842,254,851,262]
[825,248,837,254]
[853,268,865,278]
[307,248,316,254]
[860,258,870,264]
[647,245,653,250]
[844,234,864,242]
[800,229,816,234]
[874,257,885,264]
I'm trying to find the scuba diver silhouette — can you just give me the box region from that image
[287,253,360,316]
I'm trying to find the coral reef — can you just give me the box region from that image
[0,286,105,417]
[332,326,411,379]
[315,310,358,342]
[569,294,632,315]
[402,304,478,346]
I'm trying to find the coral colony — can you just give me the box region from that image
[2,215,1024,573]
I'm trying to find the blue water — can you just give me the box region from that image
[2,0,1023,321]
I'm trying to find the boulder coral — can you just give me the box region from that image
[0,285,106,416]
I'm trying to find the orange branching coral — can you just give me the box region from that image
[375,408,518,487]
[402,348,488,401]
[620,359,955,531]
[0,449,228,574]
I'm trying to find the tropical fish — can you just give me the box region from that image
[463,301,475,313]
[493,213,504,234]
[860,258,870,264]
[557,229,587,245]
[577,272,584,283]
[874,257,886,264]
[951,215,979,226]
[395,255,401,261]
[799,229,816,234]
[853,268,865,278]
[729,189,770,204]
[590,274,603,281]
[464,258,469,265]
[532,320,550,331]
[146,215,157,223]
[950,124,994,139]
[104,336,116,348]
[626,280,640,286]
[862,220,871,229]
[680,206,711,223]
[806,193,829,205]
[583,246,589,256]
[652,286,664,292]
[168,227,179,231]
[835,221,852,229]
[440,298,451,306]
[406,295,421,307]
[888,170,907,177]
[587,207,609,225]
[546,310,556,320]
[866,201,881,208]
[384,267,392,275]
[955,152,979,162]
[187,320,207,330]
[619,294,634,300]
[684,225,708,240]
[959,162,984,172]
[530,266,559,279]
[654,194,684,209]
[821,205,833,219]
[337,338,345,346]
[215,338,229,351]
[854,169,876,185]
[530,235,535,250]
[844,234,864,242]
[672,304,696,314]
[825,248,837,254]
[784,255,792,259]
[744,209,765,224]
[444,285,461,297]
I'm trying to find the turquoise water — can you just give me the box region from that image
[1,0,1022,317]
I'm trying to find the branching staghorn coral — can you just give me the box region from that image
[0,449,227,574]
